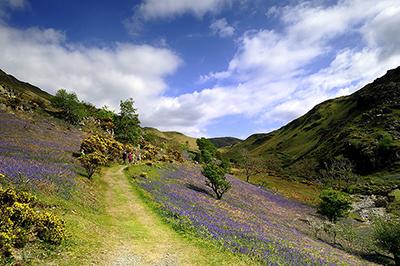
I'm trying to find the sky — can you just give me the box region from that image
[0,0,400,138]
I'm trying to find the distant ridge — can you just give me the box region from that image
[208,137,242,148]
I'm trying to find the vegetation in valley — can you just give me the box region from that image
[1,66,400,266]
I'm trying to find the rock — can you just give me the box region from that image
[374,196,388,208]
[358,207,388,221]
[351,195,376,211]
[351,194,390,222]
[0,103,7,111]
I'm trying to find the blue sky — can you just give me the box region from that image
[0,0,400,138]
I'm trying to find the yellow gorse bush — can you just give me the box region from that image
[0,182,65,259]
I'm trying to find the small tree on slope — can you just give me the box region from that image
[202,163,231,200]
[317,188,352,222]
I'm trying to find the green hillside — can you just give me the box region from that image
[226,67,400,181]
[208,137,242,148]
[143,127,198,151]
[0,69,52,102]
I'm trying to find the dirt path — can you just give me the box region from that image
[99,166,251,266]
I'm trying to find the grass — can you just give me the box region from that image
[123,163,260,265]
[231,168,321,206]
[18,164,259,265]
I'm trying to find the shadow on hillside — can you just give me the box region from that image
[317,239,395,265]
[185,183,212,196]
[360,252,395,266]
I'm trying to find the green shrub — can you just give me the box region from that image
[374,218,400,265]
[317,188,352,222]
[36,212,65,245]
[202,163,231,200]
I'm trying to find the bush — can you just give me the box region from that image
[0,182,65,259]
[79,151,107,178]
[202,163,231,200]
[374,218,400,265]
[318,188,352,222]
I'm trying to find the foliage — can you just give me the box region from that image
[133,164,365,265]
[80,134,124,160]
[196,138,217,163]
[80,134,124,177]
[79,152,107,178]
[373,218,400,265]
[202,163,231,200]
[51,89,88,124]
[237,149,265,183]
[114,98,141,144]
[0,179,65,259]
[317,188,352,222]
[320,156,356,190]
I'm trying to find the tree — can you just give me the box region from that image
[51,89,87,124]
[317,188,352,222]
[321,156,355,189]
[196,138,217,163]
[114,98,141,144]
[202,163,231,200]
[374,218,400,266]
[238,149,265,183]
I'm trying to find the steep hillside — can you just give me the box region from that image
[208,137,242,148]
[227,67,400,179]
[0,69,52,102]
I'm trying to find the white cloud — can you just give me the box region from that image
[1,0,400,137]
[0,24,182,120]
[126,0,234,36]
[210,18,235,37]
[137,0,233,19]
[198,0,400,129]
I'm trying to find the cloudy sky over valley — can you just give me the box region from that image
[0,0,399,137]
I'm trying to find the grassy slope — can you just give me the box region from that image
[0,69,52,101]
[143,127,199,151]
[35,165,257,265]
[226,67,400,181]
[230,168,322,206]
[208,137,242,148]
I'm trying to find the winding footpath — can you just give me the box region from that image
[98,166,252,266]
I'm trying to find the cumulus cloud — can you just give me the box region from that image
[1,0,400,137]
[136,0,232,19]
[210,18,235,37]
[0,23,182,119]
[199,0,400,128]
[126,0,233,35]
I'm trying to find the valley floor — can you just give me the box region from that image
[50,165,256,266]
[99,165,253,266]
